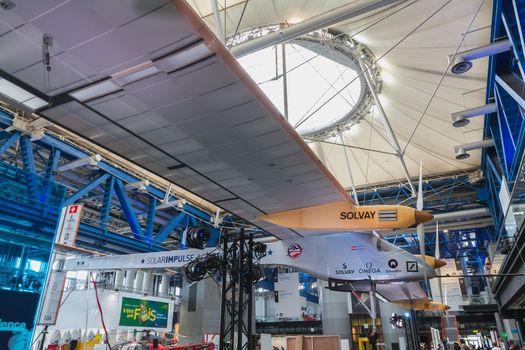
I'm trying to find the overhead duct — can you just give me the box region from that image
[230,0,403,58]
[449,39,512,74]
[433,207,490,222]
[454,139,494,160]
[451,103,497,127]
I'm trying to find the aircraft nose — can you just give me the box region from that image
[415,210,433,225]
[434,259,447,268]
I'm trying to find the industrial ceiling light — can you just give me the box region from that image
[455,148,470,160]
[450,58,473,75]
[0,78,48,110]
[451,103,497,128]
[204,254,222,274]
[187,226,211,249]
[184,259,207,282]
[449,39,512,75]
[454,139,494,160]
[56,154,102,172]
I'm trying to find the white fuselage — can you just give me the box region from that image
[63,232,434,284]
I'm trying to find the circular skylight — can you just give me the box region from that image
[235,30,379,139]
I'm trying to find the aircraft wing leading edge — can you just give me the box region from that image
[0,0,352,239]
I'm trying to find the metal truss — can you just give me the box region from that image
[354,169,486,214]
[0,108,256,254]
[482,0,525,244]
[219,229,256,350]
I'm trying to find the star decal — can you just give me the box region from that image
[267,250,273,255]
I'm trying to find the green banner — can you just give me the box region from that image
[119,297,169,328]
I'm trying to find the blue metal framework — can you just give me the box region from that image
[0,108,230,255]
[355,170,486,214]
[482,0,525,240]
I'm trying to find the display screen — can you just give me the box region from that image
[0,290,40,350]
[119,296,169,329]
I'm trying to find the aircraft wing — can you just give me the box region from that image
[1,0,351,239]
[375,282,428,302]
[349,281,428,302]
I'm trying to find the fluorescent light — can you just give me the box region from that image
[70,80,120,102]
[155,42,212,72]
[23,96,48,109]
[111,61,160,86]
[0,78,48,110]
[0,78,33,102]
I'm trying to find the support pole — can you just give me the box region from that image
[237,229,245,350]
[219,235,228,350]
[247,235,254,350]
[211,0,225,43]
[370,282,377,329]
[230,240,237,349]
[359,59,416,196]
[281,41,289,121]
[231,0,402,58]
[339,133,359,204]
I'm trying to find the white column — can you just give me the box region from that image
[142,272,153,295]
[134,271,144,292]
[125,270,136,291]
[159,275,170,296]
[114,271,125,290]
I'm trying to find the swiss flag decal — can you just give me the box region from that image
[68,205,79,214]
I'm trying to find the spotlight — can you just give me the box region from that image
[185,259,207,282]
[187,226,210,249]
[451,58,473,75]
[452,116,470,128]
[204,254,222,274]
[455,148,470,160]
[253,242,267,259]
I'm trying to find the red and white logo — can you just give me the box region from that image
[68,205,79,214]
[287,243,303,259]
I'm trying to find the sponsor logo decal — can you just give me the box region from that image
[335,262,354,275]
[359,262,381,274]
[142,253,207,265]
[287,243,302,259]
[378,210,397,221]
[340,211,376,220]
[386,259,401,273]
[388,259,398,269]
[406,261,419,272]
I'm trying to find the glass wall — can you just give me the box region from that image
[0,160,66,349]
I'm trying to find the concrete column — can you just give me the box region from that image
[380,302,411,350]
[320,280,351,341]
[179,278,221,343]
[159,275,170,296]
[125,270,136,291]
[134,271,144,293]
[114,271,125,290]
[142,272,153,295]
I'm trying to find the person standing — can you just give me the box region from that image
[368,328,379,350]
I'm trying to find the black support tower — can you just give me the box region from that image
[219,229,257,350]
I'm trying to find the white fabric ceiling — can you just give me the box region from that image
[189,0,492,188]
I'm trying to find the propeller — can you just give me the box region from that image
[416,160,430,294]
[435,221,445,309]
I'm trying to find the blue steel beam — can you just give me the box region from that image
[63,173,111,206]
[155,211,187,243]
[145,196,156,242]
[0,132,20,156]
[41,149,61,206]
[99,176,115,229]
[113,178,144,240]
[19,135,40,201]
